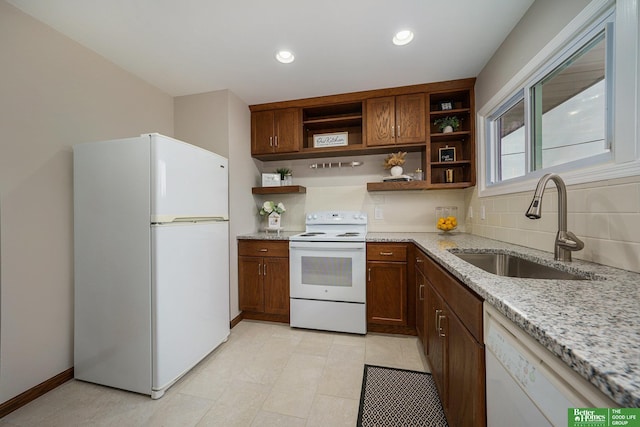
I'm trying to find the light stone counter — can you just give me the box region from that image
[238,231,640,406]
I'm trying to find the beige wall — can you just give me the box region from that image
[174,90,258,321]
[472,0,640,273]
[256,153,467,233]
[0,1,173,403]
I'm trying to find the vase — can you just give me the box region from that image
[436,206,458,233]
[267,212,281,229]
[443,125,454,133]
[390,166,403,176]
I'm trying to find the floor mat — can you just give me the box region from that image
[357,364,448,427]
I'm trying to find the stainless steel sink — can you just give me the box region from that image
[451,251,590,280]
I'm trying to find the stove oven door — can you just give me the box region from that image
[289,240,366,303]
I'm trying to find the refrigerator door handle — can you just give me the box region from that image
[152,215,229,224]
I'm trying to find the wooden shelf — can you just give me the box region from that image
[367,181,428,191]
[252,185,306,194]
[431,160,472,168]
[427,182,474,189]
[430,130,471,139]
[366,180,475,191]
[430,107,470,117]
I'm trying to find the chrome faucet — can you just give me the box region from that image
[525,173,584,262]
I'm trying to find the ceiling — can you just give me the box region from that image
[8,0,534,106]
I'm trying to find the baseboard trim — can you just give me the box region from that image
[230,312,243,329]
[0,367,74,419]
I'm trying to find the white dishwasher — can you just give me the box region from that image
[484,303,617,427]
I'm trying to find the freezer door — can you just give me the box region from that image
[150,134,228,222]
[152,221,230,395]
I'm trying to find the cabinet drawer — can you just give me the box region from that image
[367,244,407,262]
[238,240,289,258]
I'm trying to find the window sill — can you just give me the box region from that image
[478,159,640,198]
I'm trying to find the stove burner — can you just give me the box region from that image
[299,232,326,237]
[336,232,361,237]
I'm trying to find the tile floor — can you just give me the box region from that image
[1,320,429,426]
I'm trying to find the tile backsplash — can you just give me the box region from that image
[466,176,640,273]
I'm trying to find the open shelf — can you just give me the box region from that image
[252,185,307,194]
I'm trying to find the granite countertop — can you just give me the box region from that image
[238,231,640,407]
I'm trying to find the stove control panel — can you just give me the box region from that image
[305,211,367,225]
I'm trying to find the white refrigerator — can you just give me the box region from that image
[73,133,230,399]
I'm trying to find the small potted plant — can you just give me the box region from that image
[383,151,407,176]
[276,168,292,186]
[433,116,461,133]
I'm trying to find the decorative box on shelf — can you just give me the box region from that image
[313,132,348,148]
[261,173,281,187]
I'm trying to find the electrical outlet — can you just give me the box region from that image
[481,205,486,220]
[374,206,384,220]
[468,206,473,219]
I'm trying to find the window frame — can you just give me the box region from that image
[477,0,640,198]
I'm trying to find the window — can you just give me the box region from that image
[479,2,635,196]
[530,31,609,172]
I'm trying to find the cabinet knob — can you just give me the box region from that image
[259,248,268,252]
[379,252,394,256]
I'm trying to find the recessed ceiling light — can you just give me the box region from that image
[393,30,414,46]
[276,50,295,64]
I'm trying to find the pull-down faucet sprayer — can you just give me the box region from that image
[526,173,584,262]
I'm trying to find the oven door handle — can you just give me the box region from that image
[289,241,365,250]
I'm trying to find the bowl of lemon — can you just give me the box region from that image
[436,206,458,233]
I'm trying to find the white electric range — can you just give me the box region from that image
[289,211,367,334]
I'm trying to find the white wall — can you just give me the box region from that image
[0,1,173,403]
[174,90,259,321]
[471,0,640,273]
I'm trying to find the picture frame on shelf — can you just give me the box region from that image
[440,101,453,111]
[439,146,456,162]
[313,132,348,148]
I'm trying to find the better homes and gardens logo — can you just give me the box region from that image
[569,408,640,427]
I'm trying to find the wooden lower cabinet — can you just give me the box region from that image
[420,249,486,427]
[366,243,413,333]
[238,240,289,322]
[415,251,428,351]
[447,306,485,427]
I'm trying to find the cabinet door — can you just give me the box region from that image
[366,261,407,326]
[447,309,486,427]
[238,256,264,312]
[273,108,301,154]
[395,93,426,144]
[251,110,275,155]
[263,257,290,315]
[366,96,396,146]
[427,283,447,409]
[416,266,426,346]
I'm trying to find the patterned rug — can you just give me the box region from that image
[357,365,448,427]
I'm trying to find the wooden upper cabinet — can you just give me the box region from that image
[251,108,301,156]
[366,96,395,146]
[366,93,425,147]
[396,94,426,144]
